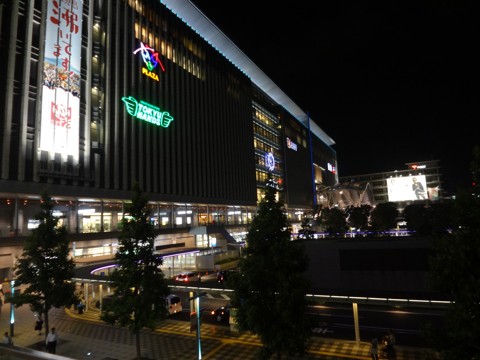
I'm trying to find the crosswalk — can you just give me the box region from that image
[312,327,332,334]
[203,293,231,300]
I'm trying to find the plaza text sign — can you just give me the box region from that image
[133,41,165,82]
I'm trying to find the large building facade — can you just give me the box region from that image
[0,0,337,276]
[338,160,443,209]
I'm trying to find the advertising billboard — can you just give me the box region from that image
[40,0,83,160]
[387,175,428,202]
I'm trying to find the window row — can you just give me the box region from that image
[0,197,255,237]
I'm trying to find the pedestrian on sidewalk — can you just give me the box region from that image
[370,337,379,360]
[382,329,396,359]
[387,329,396,358]
[35,315,44,335]
[2,331,13,346]
[0,289,4,314]
[388,329,396,349]
[46,327,58,354]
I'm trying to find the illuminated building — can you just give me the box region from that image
[0,0,337,277]
[339,160,443,207]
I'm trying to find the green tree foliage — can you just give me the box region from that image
[297,216,315,240]
[403,203,431,235]
[100,184,170,360]
[470,144,480,188]
[404,203,454,235]
[427,145,480,359]
[320,207,348,235]
[370,202,399,233]
[346,205,371,231]
[13,191,77,338]
[230,183,312,359]
[428,229,480,359]
[428,202,454,234]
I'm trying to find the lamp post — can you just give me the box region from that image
[352,302,360,346]
[188,292,206,360]
[10,280,15,337]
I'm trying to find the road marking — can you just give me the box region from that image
[312,327,333,334]
[204,293,231,300]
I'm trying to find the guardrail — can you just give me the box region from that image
[73,262,453,310]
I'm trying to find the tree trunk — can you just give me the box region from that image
[44,310,49,342]
[135,331,142,359]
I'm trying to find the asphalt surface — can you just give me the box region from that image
[0,299,434,360]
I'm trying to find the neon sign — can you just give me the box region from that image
[286,137,298,151]
[265,152,275,171]
[133,41,165,81]
[122,96,174,128]
[327,162,336,174]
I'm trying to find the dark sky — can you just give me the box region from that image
[189,1,477,194]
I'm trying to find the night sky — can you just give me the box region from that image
[189,1,477,194]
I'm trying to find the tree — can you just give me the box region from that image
[100,184,170,360]
[13,192,77,338]
[428,229,480,359]
[426,145,480,359]
[320,207,348,235]
[230,182,312,359]
[370,202,399,233]
[428,202,454,235]
[297,215,315,240]
[403,203,431,235]
[346,204,371,231]
[403,202,454,236]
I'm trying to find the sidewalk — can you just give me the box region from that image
[0,302,433,360]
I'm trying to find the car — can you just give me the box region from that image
[175,272,197,282]
[165,294,183,315]
[216,269,239,283]
[211,304,230,323]
[216,270,227,283]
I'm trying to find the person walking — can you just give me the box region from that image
[370,337,379,360]
[387,329,396,358]
[35,316,44,335]
[45,327,58,354]
[2,331,13,346]
[388,329,396,348]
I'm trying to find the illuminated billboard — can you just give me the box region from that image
[133,41,165,81]
[40,0,83,160]
[121,96,174,127]
[387,175,428,202]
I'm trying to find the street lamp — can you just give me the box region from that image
[188,292,206,360]
[10,280,15,337]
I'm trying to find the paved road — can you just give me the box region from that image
[0,301,432,360]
